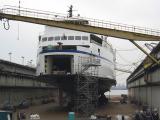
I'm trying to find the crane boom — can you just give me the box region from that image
[0,5,160,41]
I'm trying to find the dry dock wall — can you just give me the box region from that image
[128,86,160,109]
[0,87,58,106]
[127,62,160,114]
[0,59,58,107]
[127,42,160,114]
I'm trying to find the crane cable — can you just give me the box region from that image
[116,66,134,76]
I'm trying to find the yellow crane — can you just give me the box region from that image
[0,5,160,65]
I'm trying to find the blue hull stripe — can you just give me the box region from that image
[40,50,113,63]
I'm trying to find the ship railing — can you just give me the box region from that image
[1,5,160,36]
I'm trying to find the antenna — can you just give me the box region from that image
[17,0,21,40]
[67,5,77,17]
[19,0,21,15]
[68,5,73,17]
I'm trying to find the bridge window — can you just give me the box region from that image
[68,36,74,40]
[90,34,102,46]
[75,36,81,40]
[55,36,60,40]
[42,37,47,42]
[82,36,88,40]
[61,36,67,40]
[48,37,54,41]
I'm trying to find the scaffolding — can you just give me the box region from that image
[74,56,100,116]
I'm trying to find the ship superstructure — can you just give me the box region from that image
[37,26,116,81]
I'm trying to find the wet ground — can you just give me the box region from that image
[13,103,68,120]
[12,95,139,120]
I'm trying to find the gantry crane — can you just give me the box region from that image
[0,5,160,66]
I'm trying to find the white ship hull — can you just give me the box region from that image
[37,27,116,81]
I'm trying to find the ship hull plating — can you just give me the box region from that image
[38,74,116,107]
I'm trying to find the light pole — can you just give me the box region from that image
[30,59,33,63]
[21,56,24,65]
[27,60,33,66]
[8,52,12,62]
[30,60,33,66]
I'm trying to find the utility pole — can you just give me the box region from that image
[21,56,24,65]
[8,52,12,62]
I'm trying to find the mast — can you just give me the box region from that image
[68,5,73,17]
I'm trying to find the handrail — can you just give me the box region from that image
[1,5,160,37]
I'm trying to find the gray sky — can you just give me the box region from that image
[0,0,160,84]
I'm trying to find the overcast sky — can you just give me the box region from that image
[0,0,160,84]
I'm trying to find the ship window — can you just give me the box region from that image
[90,34,102,46]
[48,37,54,41]
[42,37,47,42]
[75,36,81,40]
[82,36,88,40]
[68,36,74,40]
[55,36,60,40]
[61,36,67,40]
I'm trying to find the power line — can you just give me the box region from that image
[116,51,133,64]
[116,67,134,76]
[116,48,138,51]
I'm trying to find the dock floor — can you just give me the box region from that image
[96,95,139,120]
[13,95,138,120]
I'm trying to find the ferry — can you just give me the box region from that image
[36,6,116,107]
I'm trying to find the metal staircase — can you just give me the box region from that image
[74,56,100,116]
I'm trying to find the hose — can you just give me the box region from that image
[2,18,10,30]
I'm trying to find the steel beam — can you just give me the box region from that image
[0,13,160,41]
[129,40,160,65]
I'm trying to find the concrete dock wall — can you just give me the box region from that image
[128,65,160,114]
[0,59,58,108]
[128,86,160,112]
[127,42,160,115]
[0,72,46,87]
[0,87,58,106]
